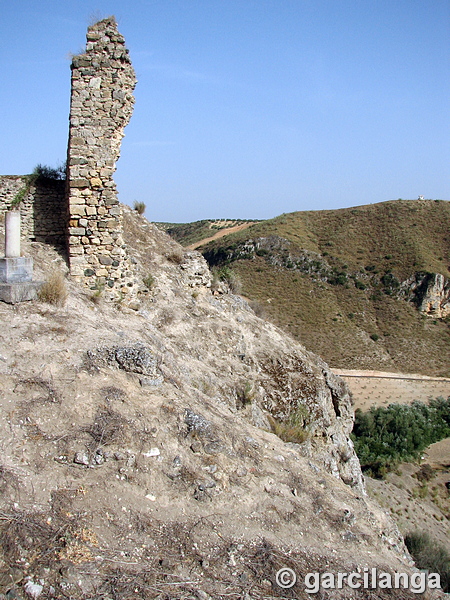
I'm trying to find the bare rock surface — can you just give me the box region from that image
[0,207,443,599]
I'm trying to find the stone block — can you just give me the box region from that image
[69,227,86,236]
[69,255,88,265]
[89,77,102,89]
[71,179,90,188]
[73,57,92,67]
[0,257,33,283]
[70,246,84,255]
[70,205,87,215]
[98,255,113,266]
[0,281,42,304]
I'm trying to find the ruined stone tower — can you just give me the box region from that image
[66,17,137,300]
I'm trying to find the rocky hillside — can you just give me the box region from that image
[169,200,450,376]
[0,207,444,599]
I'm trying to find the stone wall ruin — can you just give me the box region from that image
[66,17,137,299]
[0,17,139,301]
[0,176,65,246]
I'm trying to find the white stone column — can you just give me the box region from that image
[5,211,21,258]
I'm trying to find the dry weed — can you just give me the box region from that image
[133,200,146,215]
[0,465,20,499]
[83,406,130,448]
[15,376,61,404]
[38,271,68,306]
[0,510,69,568]
[267,414,309,444]
[165,249,184,264]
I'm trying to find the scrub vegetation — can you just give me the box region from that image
[352,397,450,477]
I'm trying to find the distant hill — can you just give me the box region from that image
[161,200,450,376]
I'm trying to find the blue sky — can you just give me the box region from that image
[1,1,449,222]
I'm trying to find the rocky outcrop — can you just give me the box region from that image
[255,349,365,492]
[417,273,450,318]
[179,250,212,289]
[401,272,450,318]
[2,208,438,599]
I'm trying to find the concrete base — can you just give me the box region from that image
[0,257,33,283]
[0,281,43,304]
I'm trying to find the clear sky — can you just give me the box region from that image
[1,1,449,222]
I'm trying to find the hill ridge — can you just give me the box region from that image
[163,199,450,376]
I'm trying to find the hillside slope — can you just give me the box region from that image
[178,200,450,376]
[0,207,438,599]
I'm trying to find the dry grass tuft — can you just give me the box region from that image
[268,416,309,444]
[38,271,68,306]
[165,249,184,264]
[133,200,146,215]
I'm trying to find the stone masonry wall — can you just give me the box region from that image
[66,17,137,300]
[0,175,66,246]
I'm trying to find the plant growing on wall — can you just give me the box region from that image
[11,163,66,207]
[11,174,35,208]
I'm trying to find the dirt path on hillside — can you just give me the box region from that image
[187,222,257,250]
[332,369,450,411]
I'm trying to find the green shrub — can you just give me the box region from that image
[381,272,400,295]
[418,483,428,498]
[352,397,450,477]
[33,163,66,181]
[370,333,379,341]
[11,163,65,207]
[328,272,347,286]
[11,180,31,207]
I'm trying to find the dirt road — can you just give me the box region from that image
[187,222,257,250]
